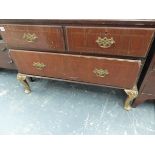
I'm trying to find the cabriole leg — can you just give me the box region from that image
[124,85,138,111]
[17,73,31,94]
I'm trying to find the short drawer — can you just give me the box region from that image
[66,26,154,57]
[0,24,65,52]
[10,50,141,89]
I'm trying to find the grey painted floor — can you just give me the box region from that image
[0,69,155,135]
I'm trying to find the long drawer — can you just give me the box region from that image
[10,50,141,89]
[66,26,154,57]
[0,24,65,52]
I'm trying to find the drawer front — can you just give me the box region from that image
[0,24,65,52]
[10,50,141,89]
[66,26,154,57]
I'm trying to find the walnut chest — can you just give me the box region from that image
[0,20,155,110]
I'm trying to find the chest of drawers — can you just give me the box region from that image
[0,20,155,110]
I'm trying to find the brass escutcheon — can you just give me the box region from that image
[93,68,109,77]
[23,33,38,42]
[33,62,46,70]
[96,37,115,48]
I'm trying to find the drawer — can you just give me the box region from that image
[10,50,141,89]
[66,26,154,57]
[0,24,65,52]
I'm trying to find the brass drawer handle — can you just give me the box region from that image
[96,37,115,48]
[93,68,109,77]
[23,33,38,42]
[33,62,46,70]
